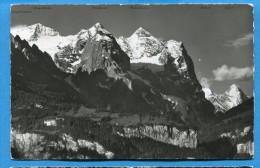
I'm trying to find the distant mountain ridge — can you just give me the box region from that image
[12,23,60,41]
[203,84,249,114]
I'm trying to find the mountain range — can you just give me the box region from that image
[12,23,191,73]
[10,23,254,159]
[12,23,251,113]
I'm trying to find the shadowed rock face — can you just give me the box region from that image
[11,35,82,106]
[54,23,130,74]
[80,32,130,74]
[131,51,215,124]
[11,35,66,80]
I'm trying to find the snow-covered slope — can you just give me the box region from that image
[116,27,184,65]
[11,23,123,73]
[203,84,248,113]
[11,23,60,40]
[117,27,164,61]
[11,23,76,59]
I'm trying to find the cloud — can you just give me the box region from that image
[225,33,253,48]
[213,64,253,81]
[200,77,212,88]
[198,72,212,89]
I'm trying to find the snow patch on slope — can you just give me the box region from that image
[202,88,213,99]
[117,27,184,65]
[11,24,76,59]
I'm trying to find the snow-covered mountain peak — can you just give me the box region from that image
[27,23,45,29]
[76,23,112,42]
[203,84,248,114]
[27,23,40,28]
[131,27,152,38]
[78,29,87,33]
[11,23,60,41]
[90,23,110,34]
[230,83,240,89]
[93,22,104,29]
[11,23,65,57]
[226,84,241,95]
[27,23,60,40]
[118,28,184,65]
[225,84,247,100]
[118,27,165,62]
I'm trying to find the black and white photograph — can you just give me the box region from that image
[10,5,254,160]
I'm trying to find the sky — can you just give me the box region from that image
[11,5,254,96]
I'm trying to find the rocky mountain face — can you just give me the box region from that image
[70,24,215,126]
[11,34,79,95]
[54,23,131,74]
[11,34,61,75]
[10,34,83,120]
[203,84,248,114]
[76,23,130,79]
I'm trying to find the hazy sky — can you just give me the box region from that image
[11,5,254,96]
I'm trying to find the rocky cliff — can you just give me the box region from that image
[123,125,197,148]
